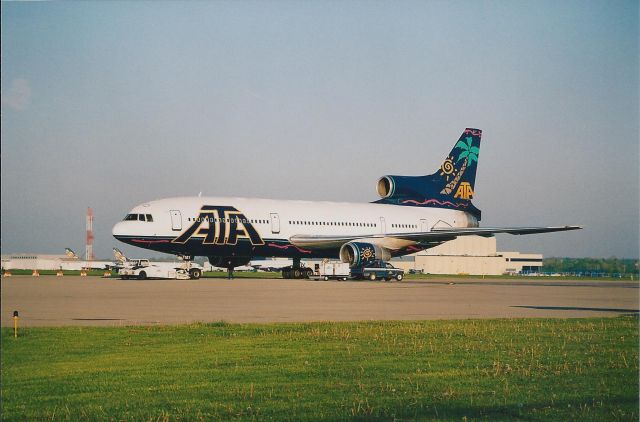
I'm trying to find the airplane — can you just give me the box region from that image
[64,248,79,259]
[112,128,581,278]
[112,247,127,268]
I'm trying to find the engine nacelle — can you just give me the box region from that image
[208,256,251,269]
[377,175,429,199]
[339,242,391,267]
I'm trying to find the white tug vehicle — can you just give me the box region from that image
[113,248,203,280]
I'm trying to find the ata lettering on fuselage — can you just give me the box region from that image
[454,182,474,200]
[172,205,264,245]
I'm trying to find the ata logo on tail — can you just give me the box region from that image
[454,182,474,200]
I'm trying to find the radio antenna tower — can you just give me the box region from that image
[86,207,95,261]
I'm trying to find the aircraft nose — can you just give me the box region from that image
[112,222,126,238]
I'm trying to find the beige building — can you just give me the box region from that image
[1,254,112,271]
[391,236,543,275]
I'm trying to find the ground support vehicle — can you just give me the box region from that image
[350,260,404,281]
[118,259,203,280]
[309,261,350,281]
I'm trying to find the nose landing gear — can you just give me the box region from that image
[179,255,201,280]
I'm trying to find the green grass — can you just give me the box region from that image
[2,317,638,420]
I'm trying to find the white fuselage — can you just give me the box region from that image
[112,196,477,260]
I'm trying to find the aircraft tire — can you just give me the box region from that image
[369,273,376,281]
[138,271,147,280]
[396,274,403,281]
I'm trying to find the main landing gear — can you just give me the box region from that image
[281,257,313,279]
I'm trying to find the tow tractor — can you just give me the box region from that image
[113,248,203,280]
[350,260,404,281]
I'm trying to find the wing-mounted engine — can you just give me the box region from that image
[339,242,391,267]
[374,128,483,220]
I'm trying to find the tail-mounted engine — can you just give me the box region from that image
[339,242,391,267]
[377,175,431,200]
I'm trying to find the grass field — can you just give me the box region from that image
[2,317,637,421]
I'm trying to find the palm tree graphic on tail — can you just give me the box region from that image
[440,137,479,195]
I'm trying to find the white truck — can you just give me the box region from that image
[309,261,350,281]
[113,249,203,280]
[118,259,204,280]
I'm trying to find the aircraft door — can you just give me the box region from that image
[170,210,182,231]
[270,213,280,234]
[420,219,430,232]
[379,217,386,234]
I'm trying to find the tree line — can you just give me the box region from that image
[543,257,639,276]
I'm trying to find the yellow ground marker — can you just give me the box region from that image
[13,311,19,338]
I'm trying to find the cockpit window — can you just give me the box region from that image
[124,213,154,222]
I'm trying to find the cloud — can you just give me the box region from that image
[1,78,32,111]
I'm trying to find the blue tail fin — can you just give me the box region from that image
[436,128,482,199]
[374,128,482,218]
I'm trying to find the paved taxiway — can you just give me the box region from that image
[1,276,638,326]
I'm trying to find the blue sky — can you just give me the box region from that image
[1,1,638,259]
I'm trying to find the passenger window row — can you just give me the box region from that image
[391,224,417,229]
[287,221,377,227]
[124,213,415,230]
[187,217,269,224]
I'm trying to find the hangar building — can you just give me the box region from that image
[1,254,112,271]
[390,236,543,275]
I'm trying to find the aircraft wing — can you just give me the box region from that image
[289,226,582,250]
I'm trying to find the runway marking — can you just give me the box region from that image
[512,305,639,313]
[71,318,125,321]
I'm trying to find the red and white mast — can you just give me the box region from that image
[86,207,95,261]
